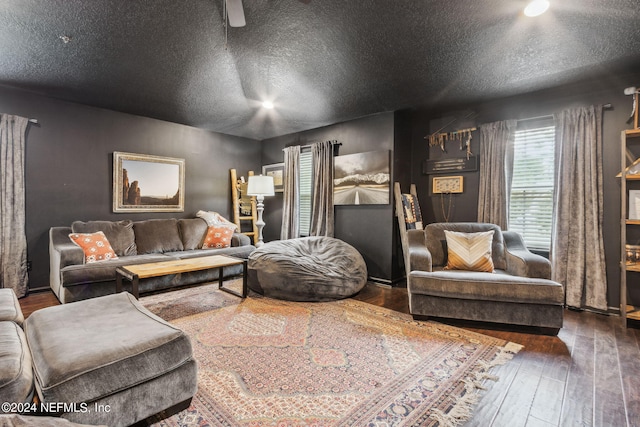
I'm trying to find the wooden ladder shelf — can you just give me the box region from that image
[230,169,258,244]
[394,182,420,274]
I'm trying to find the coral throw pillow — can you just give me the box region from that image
[444,230,495,272]
[202,225,234,249]
[69,231,119,264]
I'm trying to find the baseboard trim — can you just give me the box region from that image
[27,285,51,294]
[368,276,392,285]
[607,306,622,315]
[368,276,405,286]
[569,305,620,316]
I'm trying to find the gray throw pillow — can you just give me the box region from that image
[71,220,137,256]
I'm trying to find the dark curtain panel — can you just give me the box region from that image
[0,114,29,297]
[551,105,607,310]
[477,120,517,229]
[309,141,334,237]
[281,145,300,240]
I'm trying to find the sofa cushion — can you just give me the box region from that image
[24,292,194,405]
[232,232,252,247]
[177,218,208,250]
[133,219,184,254]
[71,220,137,257]
[60,254,173,287]
[0,288,24,326]
[0,321,34,404]
[166,244,254,260]
[409,270,565,305]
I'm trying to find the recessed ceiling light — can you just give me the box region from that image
[524,0,550,17]
[262,101,274,109]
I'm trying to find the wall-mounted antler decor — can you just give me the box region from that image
[426,127,476,159]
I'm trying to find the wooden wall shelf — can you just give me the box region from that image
[620,128,640,329]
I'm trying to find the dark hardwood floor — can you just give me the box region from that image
[20,282,640,427]
[354,283,640,427]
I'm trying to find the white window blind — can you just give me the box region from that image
[508,120,556,251]
[299,150,313,237]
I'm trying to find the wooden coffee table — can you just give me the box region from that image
[115,255,248,299]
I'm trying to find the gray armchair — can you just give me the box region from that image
[407,222,564,331]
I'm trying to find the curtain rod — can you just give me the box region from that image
[517,114,553,122]
[282,141,342,151]
[518,103,612,123]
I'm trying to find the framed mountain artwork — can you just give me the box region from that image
[334,150,390,205]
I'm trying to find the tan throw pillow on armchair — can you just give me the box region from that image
[444,230,495,272]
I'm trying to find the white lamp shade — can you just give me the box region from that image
[247,175,275,196]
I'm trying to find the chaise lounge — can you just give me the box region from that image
[406,222,565,332]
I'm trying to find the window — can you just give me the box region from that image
[508,119,556,251]
[299,149,313,237]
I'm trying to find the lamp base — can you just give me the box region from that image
[255,195,266,247]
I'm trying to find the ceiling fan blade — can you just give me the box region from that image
[226,0,246,27]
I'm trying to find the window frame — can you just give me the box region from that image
[508,117,556,252]
[298,148,313,237]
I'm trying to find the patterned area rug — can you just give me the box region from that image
[141,284,522,427]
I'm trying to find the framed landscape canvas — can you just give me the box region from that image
[334,150,390,205]
[113,152,185,212]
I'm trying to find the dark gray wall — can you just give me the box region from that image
[409,73,640,311]
[0,85,261,290]
[4,71,639,306]
[409,111,480,224]
[262,113,399,282]
[392,110,414,279]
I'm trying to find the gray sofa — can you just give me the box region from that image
[50,218,255,303]
[407,222,564,332]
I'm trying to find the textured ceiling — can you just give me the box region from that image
[1,0,640,140]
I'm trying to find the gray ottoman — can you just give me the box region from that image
[248,236,368,301]
[0,288,24,326]
[24,292,197,427]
